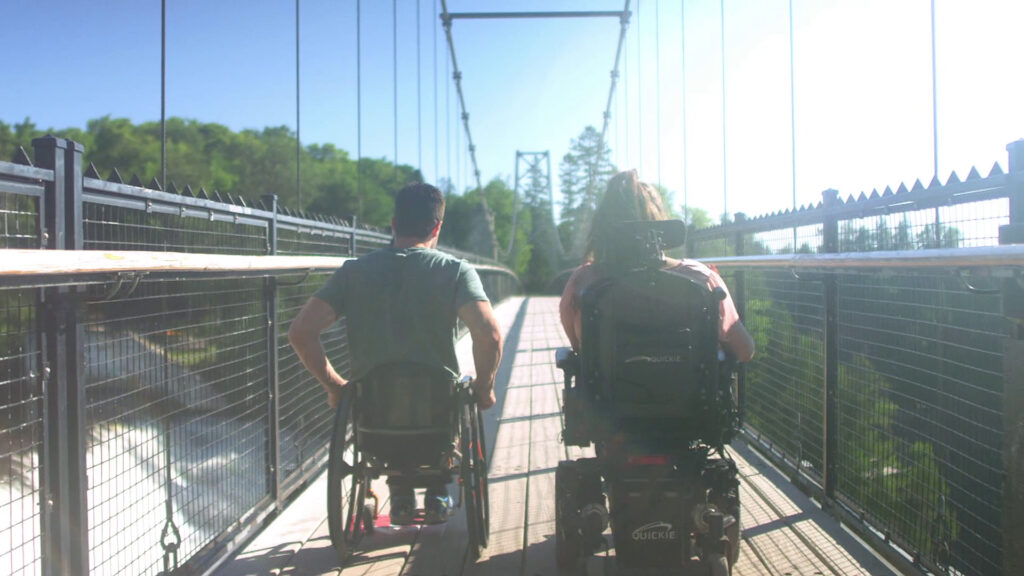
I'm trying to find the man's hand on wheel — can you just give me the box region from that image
[472,379,496,411]
[325,377,347,409]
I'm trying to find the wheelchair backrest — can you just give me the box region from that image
[354,362,456,437]
[578,267,722,444]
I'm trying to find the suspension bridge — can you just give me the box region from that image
[1,2,1022,576]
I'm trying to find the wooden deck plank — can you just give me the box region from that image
[215,472,333,576]
[402,298,529,576]
[462,476,527,575]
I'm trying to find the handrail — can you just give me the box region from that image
[700,244,1024,270]
[0,248,521,289]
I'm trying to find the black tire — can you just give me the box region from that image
[708,552,730,576]
[726,510,740,570]
[362,502,376,534]
[327,389,366,565]
[471,400,490,544]
[712,488,741,570]
[462,401,489,559]
[555,462,583,574]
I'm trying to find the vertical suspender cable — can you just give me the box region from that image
[417,0,422,174]
[610,75,618,167]
[394,0,399,184]
[681,0,688,218]
[930,0,939,177]
[157,3,181,569]
[789,0,797,249]
[445,17,450,187]
[439,1,485,194]
[636,0,642,166]
[624,33,630,168]
[579,1,631,259]
[721,0,727,220]
[455,92,461,192]
[357,0,363,212]
[296,0,302,209]
[655,0,661,192]
[433,0,438,183]
[161,0,166,189]
[930,0,940,244]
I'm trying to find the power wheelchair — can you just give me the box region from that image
[326,362,489,564]
[555,220,743,576]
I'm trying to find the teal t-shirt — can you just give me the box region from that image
[314,247,489,381]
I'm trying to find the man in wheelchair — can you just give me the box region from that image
[289,182,502,527]
[556,170,754,575]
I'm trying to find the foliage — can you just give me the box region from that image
[0,116,419,230]
[557,125,616,257]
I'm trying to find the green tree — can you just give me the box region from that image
[557,126,616,257]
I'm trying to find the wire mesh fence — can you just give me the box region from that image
[83,278,270,576]
[706,260,1016,576]
[834,270,1006,575]
[276,272,342,492]
[0,138,522,576]
[687,143,1022,575]
[0,288,43,576]
[0,194,39,250]
[728,269,826,478]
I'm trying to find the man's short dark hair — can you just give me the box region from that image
[394,183,445,238]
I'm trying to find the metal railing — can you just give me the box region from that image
[0,137,520,576]
[685,140,1024,576]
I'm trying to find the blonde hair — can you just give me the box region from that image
[585,169,668,263]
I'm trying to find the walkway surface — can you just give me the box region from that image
[215,297,898,576]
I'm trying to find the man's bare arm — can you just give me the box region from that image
[458,300,503,410]
[288,296,347,408]
[724,322,755,363]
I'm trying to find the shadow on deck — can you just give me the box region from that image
[215,297,899,576]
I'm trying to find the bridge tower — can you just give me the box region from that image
[511,151,565,290]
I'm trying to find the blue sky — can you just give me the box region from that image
[3,0,1023,221]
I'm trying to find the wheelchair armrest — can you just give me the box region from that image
[555,347,579,391]
[556,347,577,372]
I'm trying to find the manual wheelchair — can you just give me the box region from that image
[555,220,743,576]
[326,362,489,564]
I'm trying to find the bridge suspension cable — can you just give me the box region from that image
[636,0,642,164]
[655,0,661,192]
[433,0,438,182]
[394,0,399,184]
[580,0,632,258]
[357,0,363,212]
[417,0,422,174]
[681,0,688,217]
[439,0,483,193]
[721,0,728,220]
[297,0,304,208]
[789,0,797,248]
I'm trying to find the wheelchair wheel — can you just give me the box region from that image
[707,552,730,576]
[555,461,583,574]
[327,388,368,565]
[461,400,489,559]
[471,398,490,544]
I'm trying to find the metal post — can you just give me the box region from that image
[33,136,89,575]
[263,195,281,506]
[733,212,747,421]
[350,215,358,256]
[821,189,840,503]
[1000,140,1024,245]
[1003,140,1024,575]
[33,137,67,250]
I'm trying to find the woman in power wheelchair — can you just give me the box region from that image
[326,362,489,564]
[555,170,754,575]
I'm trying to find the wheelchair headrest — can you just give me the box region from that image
[603,219,687,271]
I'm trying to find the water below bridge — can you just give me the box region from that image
[215,297,899,576]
